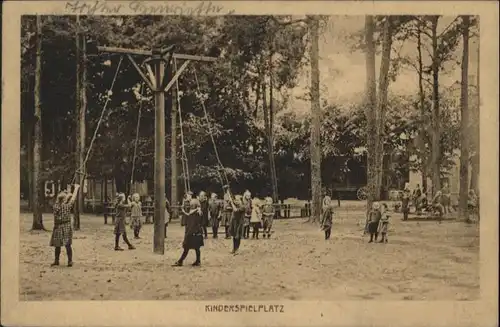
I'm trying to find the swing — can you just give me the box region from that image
[174,58,192,194]
[174,58,230,194]
[129,82,145,194]
[72,55,124,185]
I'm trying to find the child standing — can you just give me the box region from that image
[173,198,204,266]
[432,191,444,218]
[367,202,381,243]
[114,193,135,251]
[164,196,171,239]
[208,193,221,238]
[401,189,410,221]
[49,184,80,267]
[199,191,210,239]
[261,197,275,238]
[129,193,143,239]
[181,191,193,227]
[250,198,262,239]
[378,203,390,243]
[230,195,245,254]
[320,196,333,240]
[221,185,233,239]
[242,190,252,239]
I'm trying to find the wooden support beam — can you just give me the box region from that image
[97,46,217,62]
[173,53,217,62]
[126,54,155,90]
[164,60,191,93]
[145,63,156,88]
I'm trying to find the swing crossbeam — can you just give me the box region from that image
[96,46,217,63]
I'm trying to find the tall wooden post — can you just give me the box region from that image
[76,25,87,230]
[153,50,166,254]
[170,67,178,217]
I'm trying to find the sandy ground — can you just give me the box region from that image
[19,206,479,301]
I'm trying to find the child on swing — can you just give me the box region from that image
[114,193,135,251]
[261,197,275,238]
[49,183,80,267]
[173,198,204,266]
[129,193,143,239]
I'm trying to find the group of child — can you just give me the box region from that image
[400,183,479,220]
[365,202,390,243]
[60,182,484,269]
[172,186,277,267]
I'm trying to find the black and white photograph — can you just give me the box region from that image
[2,1,498,327]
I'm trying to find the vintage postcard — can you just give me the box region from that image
[1,1,498,326]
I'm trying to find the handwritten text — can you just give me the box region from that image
[65,1,236,16]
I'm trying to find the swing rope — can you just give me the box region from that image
[72,55,124,184]
[129,82,144,193]
[192,68,230,188]
[174,58,191,193]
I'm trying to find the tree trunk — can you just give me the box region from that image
[364,16,378,217]
[417,21,428,192]
[430,16,441,196]
[269,58,279,202]
[309,16,322,223]
[262,55,279,203]
[32,15,45,230]
[469,23,480,195]
[27,121,33,210]
[458,16,470,221]
[374,17,393,200]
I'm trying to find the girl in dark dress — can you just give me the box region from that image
[50,184,80,267]
[199,191,210,239]
[208,193,221,238]
[401,189,410,221]
[367,202,381,243]
[114,193,135,251]
[230,195,245,255]
[221,186,233,239]
[173,198,204,266]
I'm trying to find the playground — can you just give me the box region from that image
[19,204,479,301]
